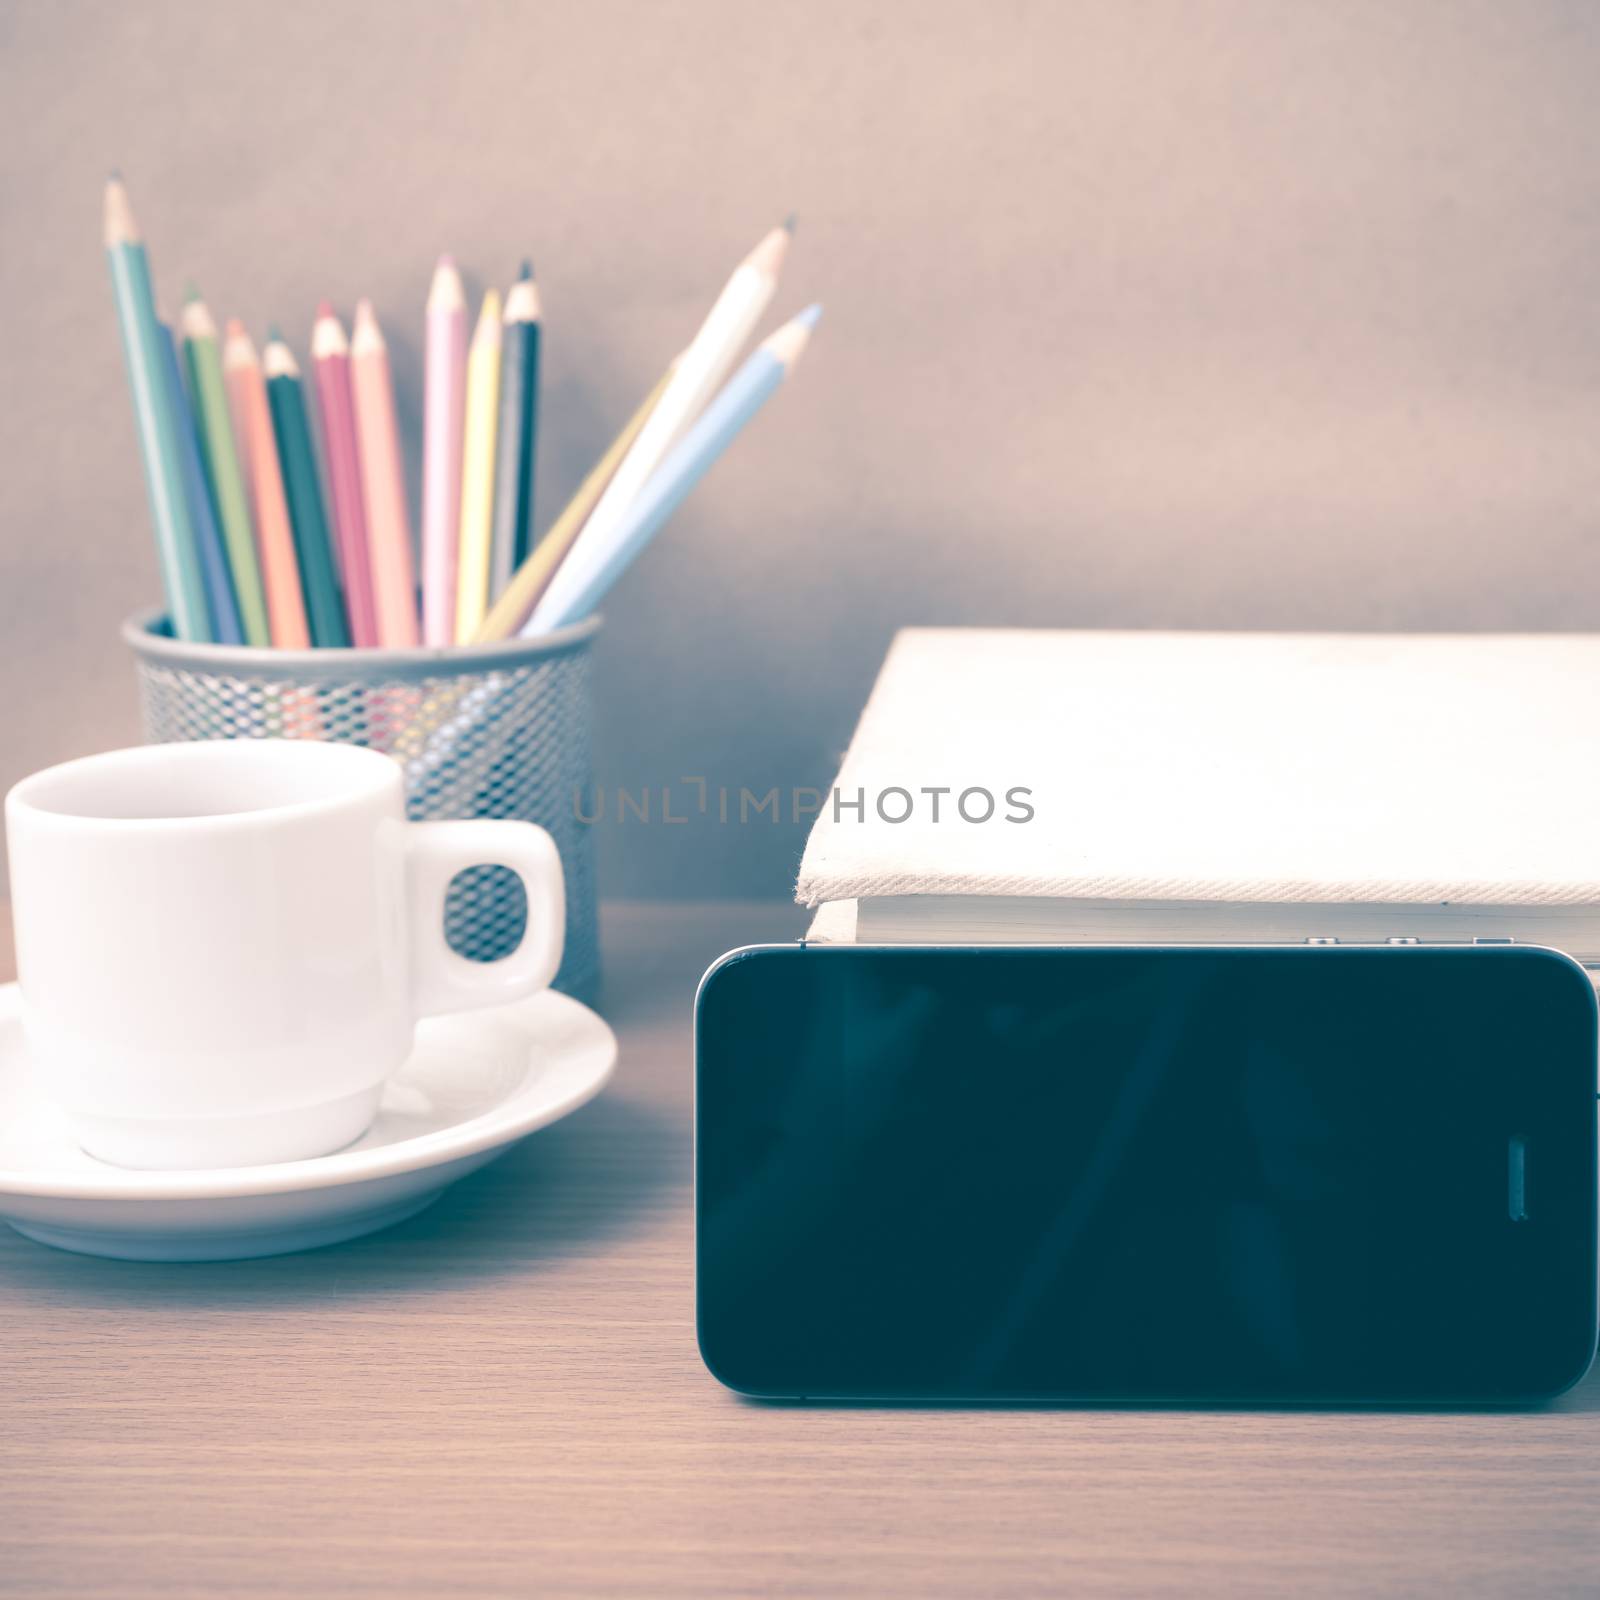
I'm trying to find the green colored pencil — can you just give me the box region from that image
[103,175,208,641]
[263,331,350,648]
[181,288,270,646]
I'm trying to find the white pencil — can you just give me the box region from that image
[528,304,820,633]
[421,255,468,647]
[539,218,793,613]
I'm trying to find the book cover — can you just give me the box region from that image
[797,629,1600,940]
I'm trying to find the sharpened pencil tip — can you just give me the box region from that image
[108,168,122,183]
[224,317,247,340]
[469,289,504,347]
[783,212,798,235]
[352,298,382,346]
[519,259,533,280]
[266,323,285,344]
[428,255,467,313]
[103,174,138,247]
[183,282,202,305]
[179,293,219,341]
[316,299,335,321]
[794,302,822,330]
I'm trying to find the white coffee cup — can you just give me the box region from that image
[4,740,565,1170]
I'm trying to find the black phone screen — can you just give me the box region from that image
[696,945,1597,1402]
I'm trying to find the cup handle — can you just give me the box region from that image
[404,820,566,1018]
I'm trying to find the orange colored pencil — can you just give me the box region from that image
[350,298,419,647]
[223,320,309,649]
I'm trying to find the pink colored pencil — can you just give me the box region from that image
[422,256,468,647]
[350,298,419,647]
[223,320,309,648]
[310,302,379,648]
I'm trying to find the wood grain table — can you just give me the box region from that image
[3,900,1599,1598]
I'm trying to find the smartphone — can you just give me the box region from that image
[695,944,1598,1404]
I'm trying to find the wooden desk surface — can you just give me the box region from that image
[3,900,1599,1598]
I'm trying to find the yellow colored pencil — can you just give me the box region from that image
[453,288,503,643]
[474,358,678,643]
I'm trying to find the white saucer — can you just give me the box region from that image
[0,983,616,1261]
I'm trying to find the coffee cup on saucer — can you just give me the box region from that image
[4,740,565,1170]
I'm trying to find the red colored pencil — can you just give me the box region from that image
[310,302,378,647]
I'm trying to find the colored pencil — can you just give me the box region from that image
[421,255,468,647]
[223,322,309,649]
[103,176,207,641]
[474,356,677,642]
[488,262,541,601]
[527,305,820,633]
[222,340,255,500]
[513,267,542,571]
[453,288,503,642]
[159,322,242,644]
[311,303,379,648]
[350,298,419,647]
[181,289,270,646]
[538,219,792,632]
[264,332,350,648]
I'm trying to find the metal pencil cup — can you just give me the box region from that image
[124,610,602,1002]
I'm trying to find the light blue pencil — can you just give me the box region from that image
[160,323,242,644]
[104,175,208,641]
[524,303,821,633]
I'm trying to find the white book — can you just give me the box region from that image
[796,628,1600,961]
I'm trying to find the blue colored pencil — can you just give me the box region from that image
[524,304,821,633]
[103,175,208,641]
[159,323,242,644]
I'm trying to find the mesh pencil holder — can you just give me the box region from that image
[123,610,602,1003]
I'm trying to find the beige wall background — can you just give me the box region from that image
[2,0,1598,898]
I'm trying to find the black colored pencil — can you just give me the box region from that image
[487,262,542,599]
